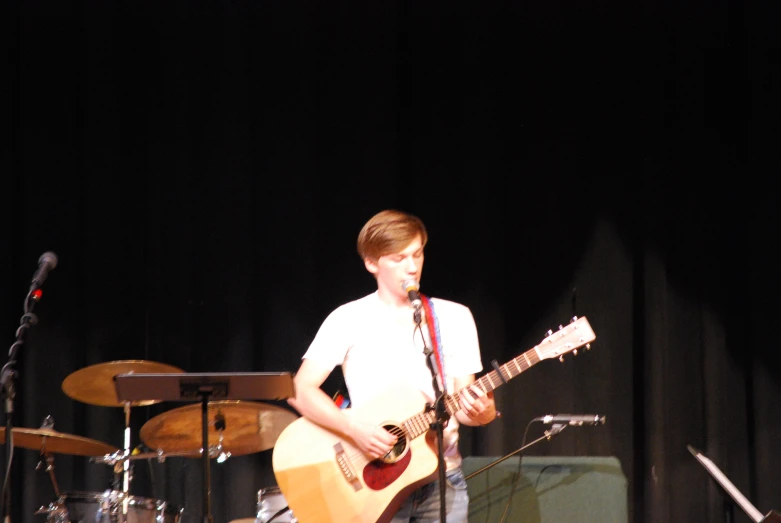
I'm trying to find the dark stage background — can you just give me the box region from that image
[4,1,780,523]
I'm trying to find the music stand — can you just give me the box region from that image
[114,372,295,523]
[688,445,780,523]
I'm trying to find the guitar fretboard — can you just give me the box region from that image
[400,347,542,440]
[399,317,595,441]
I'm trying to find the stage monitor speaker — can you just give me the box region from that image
[462,455,628,523]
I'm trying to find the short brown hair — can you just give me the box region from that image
[357,209,428,260]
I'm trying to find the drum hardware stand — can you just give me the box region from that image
[36,453,62,500]
[198,389,215,523]
[31,416,62,500]
[33,452,66,523]
[121,402,132,495]
[210,415,231,463]
[93,448,173,465]
[115,400,142,523]
[113,371,295,523]
[101,402,136,523]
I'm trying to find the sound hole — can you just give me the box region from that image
[380,424,407,463]
[363,424,411,491]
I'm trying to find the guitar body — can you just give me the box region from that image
[272,384,440,523]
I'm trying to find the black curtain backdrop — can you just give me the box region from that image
[4,1,780,523]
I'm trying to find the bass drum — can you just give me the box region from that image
[39,490,182,523]
[257,486,296,523]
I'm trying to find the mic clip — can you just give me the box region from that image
[544,424,567,439]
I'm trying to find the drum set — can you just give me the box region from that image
[0,360,299,523]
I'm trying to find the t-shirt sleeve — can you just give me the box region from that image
[301,305,352,370]
[440,302,483,379]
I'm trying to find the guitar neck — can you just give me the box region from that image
[400,347,539,441]
[474,347,541,394]
[448,346,540,414]
[401,317,595,442]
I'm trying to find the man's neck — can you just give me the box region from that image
[376,287,415,310]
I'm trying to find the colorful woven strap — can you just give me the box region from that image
[420,295,446,389]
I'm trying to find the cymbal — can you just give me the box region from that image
[0,427,119,456]
[62,360,185,407]
[140,400,298,457]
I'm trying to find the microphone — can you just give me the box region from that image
[402,279,422,309]
[536,414,606,426]
[30,251,58,290]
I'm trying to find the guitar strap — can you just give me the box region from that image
[420,294,446,391]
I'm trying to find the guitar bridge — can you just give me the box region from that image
[334,442,360,486]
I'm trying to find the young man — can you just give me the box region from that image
[288,209,498,522]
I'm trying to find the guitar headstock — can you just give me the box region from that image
[536,316,596,362]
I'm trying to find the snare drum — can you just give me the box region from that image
[257,486,296,523]
[39,490,182,523]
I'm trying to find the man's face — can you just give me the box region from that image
[367,234,425,298]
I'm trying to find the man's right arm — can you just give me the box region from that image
[288,358,397,459]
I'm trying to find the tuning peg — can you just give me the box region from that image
[558,355,565,362]
[573,349,578,356]
[585,343,591,350]
[546,329,553,337]
[570,316,578,323]
[558,324,564,330]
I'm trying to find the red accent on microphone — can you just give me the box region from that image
[31,289,43,301]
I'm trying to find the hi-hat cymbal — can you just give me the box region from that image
[62,360,186,407]
[140,400,298,457]
[0,427,119,456]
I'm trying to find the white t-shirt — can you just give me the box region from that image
[302,291,483,470]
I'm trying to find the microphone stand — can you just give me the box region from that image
[1,287,45,522]
[463,424,567,480]
[414,305,449,523]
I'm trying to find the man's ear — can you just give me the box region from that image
[364,257,379,275]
